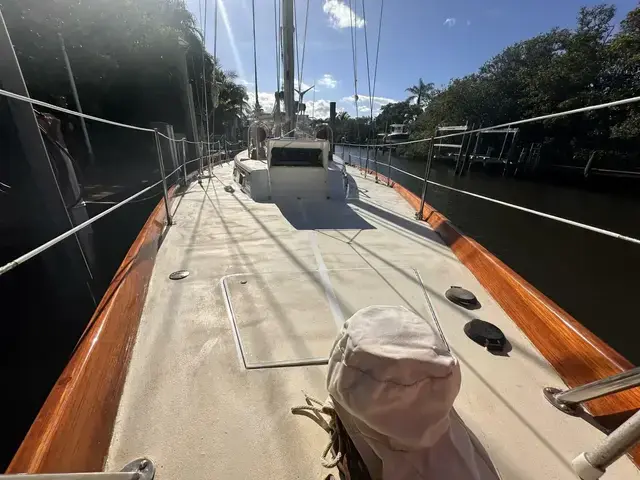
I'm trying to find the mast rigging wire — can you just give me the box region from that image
[294,0,299,95]
[213,0,219,64]
[274,0,281,129]
[251,0,260,112]
[348,0,359,135]
[296,0,310,126]
[371,0,384,125]
[297,0,310,94]
[202,0,210,153]
[361,0,374,129]
[210,0,219,143]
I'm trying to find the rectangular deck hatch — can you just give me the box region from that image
[222,267,437,369]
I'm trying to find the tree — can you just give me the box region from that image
[406,4,640,170]
[376,101,422,130]
[0,0,248,156]
[213,69,249,140]
[405,78,435,107]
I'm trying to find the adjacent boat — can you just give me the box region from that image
[4,1,640,479]
[378,123,410,149]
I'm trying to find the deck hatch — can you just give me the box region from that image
[221,268,440,369]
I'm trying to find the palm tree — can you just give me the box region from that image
[405,78,435,107]
[334,111,351,141]
[212,69,249,140]
[336,111,350,122]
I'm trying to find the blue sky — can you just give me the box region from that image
[187,0,638,118]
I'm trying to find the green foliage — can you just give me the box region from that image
[213,69,249,138]
[393,3,639,169]
[333,113,370,143]
[0,0,247,142]
[405,78,435,107]
[376,101,422,129]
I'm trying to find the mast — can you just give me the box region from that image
[281,0,295,135]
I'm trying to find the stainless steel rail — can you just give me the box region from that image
[339,143,640,476]
[544,367,640,416]
[0,83,232,277]
[339,144,640,246]
[544,368,640,477]
[0,459,154,480]
[0,153,228,277]
[389,164,423,181]
[333,94,640,151]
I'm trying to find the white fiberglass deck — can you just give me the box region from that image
[106,160,639,479]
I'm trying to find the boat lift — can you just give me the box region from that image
[465,126,520,175]
[430,125,468,174]
[431,124,520,176]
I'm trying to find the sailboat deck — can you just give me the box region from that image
[106,160,639,479]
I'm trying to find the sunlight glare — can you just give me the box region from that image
[218,0,245,79]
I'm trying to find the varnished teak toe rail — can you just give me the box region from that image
[360,165,640,466]
[7,186,176,474]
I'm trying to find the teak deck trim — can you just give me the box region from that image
[382,169,640,466]
[7,186,176,474]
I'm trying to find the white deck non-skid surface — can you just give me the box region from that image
[107,162,639,479]
[224,270,337,367]
[225,267,439,367]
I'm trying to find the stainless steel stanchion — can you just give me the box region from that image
[365,144,369,178]
[153,129,173,225]
[181,139,188,186]
[374,146,379,183]
[417,139,435,221]
[387,147,392,187]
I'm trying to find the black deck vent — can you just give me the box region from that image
[445,286,480,310]
[464,319,507,353]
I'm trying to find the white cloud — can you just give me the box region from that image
[294,79,313,92]
[340,94,397,116]
[237,78,253,87]
[341,94,397,105]
[323,0,365,29]
[307,99,335,119]
[444,18,456,27]
[247,91,277,113]
[317,74,338,89]
[247,91,333,117]
[277,78,312,92]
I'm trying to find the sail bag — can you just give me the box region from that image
[326,305,500,480]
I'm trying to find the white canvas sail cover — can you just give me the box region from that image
[327,306,501,479]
